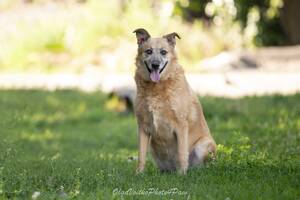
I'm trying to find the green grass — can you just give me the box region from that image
[0,90,299,199]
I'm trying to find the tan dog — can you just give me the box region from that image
[133,28,216,174]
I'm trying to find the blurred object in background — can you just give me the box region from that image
[0,0,299,99]
[106,88,136,114]
[200,45,300,72]
[1,0,299,74]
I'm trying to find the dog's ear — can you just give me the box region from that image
[133,28,151,45]
[163,32,181,46]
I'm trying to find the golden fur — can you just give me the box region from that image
[134,28,216,174]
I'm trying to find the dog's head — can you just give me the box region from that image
[134,28,180,83]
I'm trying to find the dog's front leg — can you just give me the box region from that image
[176,125,189,175]
[136,127,150,174]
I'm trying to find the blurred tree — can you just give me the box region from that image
[234,0,286,46]
[175,0,300,46]
[280,0,300,45]
[174,0,212,23]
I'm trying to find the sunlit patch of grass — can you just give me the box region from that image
[20,129,59,142]
[0,90,299,199]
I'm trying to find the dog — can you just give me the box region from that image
[133,28,216,175]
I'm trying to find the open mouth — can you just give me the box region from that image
[144,61,168,83]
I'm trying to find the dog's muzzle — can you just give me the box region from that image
[144,61,168,83]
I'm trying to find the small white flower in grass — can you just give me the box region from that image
[31,191,41,199]
[57,186,68,199]
[127,156,138,162]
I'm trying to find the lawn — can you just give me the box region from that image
[0,90,299,199]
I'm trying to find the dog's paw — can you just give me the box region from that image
[178,168,187,175]
[135,167,144,175]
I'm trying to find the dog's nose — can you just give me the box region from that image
[151,63,160,70]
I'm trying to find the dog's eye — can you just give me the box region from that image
[160,50,168,55]
[145,49,153,55]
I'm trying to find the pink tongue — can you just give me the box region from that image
[150,70,160,82]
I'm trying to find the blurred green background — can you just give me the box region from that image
[0,0,299,73]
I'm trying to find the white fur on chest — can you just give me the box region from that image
[152,110,173,137]
[145,98,174,138]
